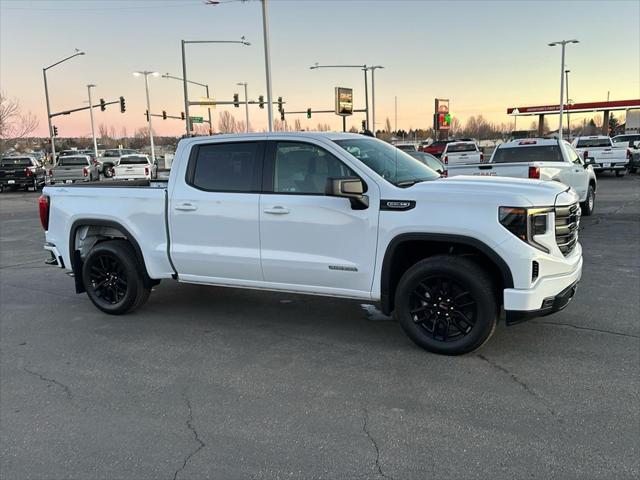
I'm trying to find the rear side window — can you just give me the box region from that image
[492,145,563,163]
[58,157,88,166]
[189,142,262,192]
[576,139,611,148]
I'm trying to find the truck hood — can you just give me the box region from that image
[412,175,576,207]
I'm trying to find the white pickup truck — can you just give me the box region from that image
[39,133,583,355]
[442,141,483,167]
[447,138,598,216]
[112,154,156,180]
[571,135,628,176]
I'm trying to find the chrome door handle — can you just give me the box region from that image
[174,202,198,211]
[263,206,290,215]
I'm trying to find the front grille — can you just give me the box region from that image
[555,202,580,256]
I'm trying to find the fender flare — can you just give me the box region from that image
[380,233,514,315]
[68,219,153,293]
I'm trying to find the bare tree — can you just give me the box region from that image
[294,118,302,131]
[235,120,247,133]
[121,126,128,139]
[348,126,358,133]
[218,111,237,134]
[385,117,392,133]
[109,125,116,139]
[0,92,39,141]
[98,123,109,138]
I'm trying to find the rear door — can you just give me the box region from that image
[258,139,379,296]
[169,140,266,283]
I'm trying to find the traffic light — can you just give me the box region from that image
[52,125,58,137]
[277,96,283,113]
[280,109,285,121]
[258,95,264,109]
[233,93,239,108]
[306,108,312,119]
[145,110,149,121]
[119,96,126,113]
[100,98,106,111]
[162,110,167,120]
[362,120,366,131]
[180,111,185,120]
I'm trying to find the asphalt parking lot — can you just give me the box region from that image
[1,175,638,480]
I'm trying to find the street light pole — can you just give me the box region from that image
[548,39,578,140]
[363,66,369,130]
[43,50,85,161]
[369,66,383,136]
[162,73,213,134]
[86,84,98,160]
[180,38,250,136]
[237,82,249,132]
[134,71,159,161]
[261,0,274,132]
[565,69,571,140]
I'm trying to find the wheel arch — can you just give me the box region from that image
[68,219,153,294]
[380,233,514,315]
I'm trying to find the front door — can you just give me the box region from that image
[169,140,265,283]
[259,140,380,297]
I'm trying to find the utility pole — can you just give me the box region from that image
[133,71,158,161]
[87,84,98,160]
[261,0,274,132]
[237,82,249,132]
[369,65,383,136]
[548,39,579,140]
[394,95,397,132]
[565,69,571,140]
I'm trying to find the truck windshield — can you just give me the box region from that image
[58,157,88,166]
[576,139,611,148]
[447,143,476,152]
[1,158,31,167]
[119,156,148,165]
[492,145,563,163]
[334,137,440,186]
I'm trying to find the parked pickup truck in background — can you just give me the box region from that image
[112,154,156,180]
[447,138,598,215]
[40,132,583,356]
[49,155,100,184]
[100,149,138,177]
[571,136,628,176]
[612,134,640,173]
[0,156,46,192]
[442,141,483,167]
[419,140,453,158]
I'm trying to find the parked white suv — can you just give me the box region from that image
[40,133,583,355]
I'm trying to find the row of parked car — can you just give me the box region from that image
[0,149,158,192]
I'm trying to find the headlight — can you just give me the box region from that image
[499,207,553,252]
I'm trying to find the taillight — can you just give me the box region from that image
[110,167,116,177]
[38,195,50,230]
[25,168,33,177]
[443,155,448,165]
[441,170,448,177]
[144,166,150,176]
[83,167,89,177]
[480,153,484,162]
[583,150,588,160]
[48,169,53,176]
[528,166,540,179]
[628,149,632,160]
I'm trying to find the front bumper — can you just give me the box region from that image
[503,254,582,325]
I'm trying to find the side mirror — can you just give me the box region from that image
[326,177,369,209]
[584,157,595,167]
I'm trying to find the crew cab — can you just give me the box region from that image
[112,154,156,180]
[40,133,583,355]
[612,134,640,173]
[441,141,483,166]
[446,138,598,215]
[571,136,628,176]
[49,155,100,184]
[0,156,46,192]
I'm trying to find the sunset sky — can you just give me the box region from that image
[1,0,639,137]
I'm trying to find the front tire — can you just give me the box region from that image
[81,240,151,315]
[394,255,498,355]
[580,184,595,216]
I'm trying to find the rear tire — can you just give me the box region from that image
[81,240,151,315]
[394,255,498,355]
[580,184,595,216]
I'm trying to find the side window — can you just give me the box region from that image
[189,142,261,192]
[567,145,582,165]
[273,142,357,194]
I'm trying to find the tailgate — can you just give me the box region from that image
[0,168,28,179]
[115,165,147,178]
[446,152,481,166]
[447,162,529,178]
[53,167,84,180]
